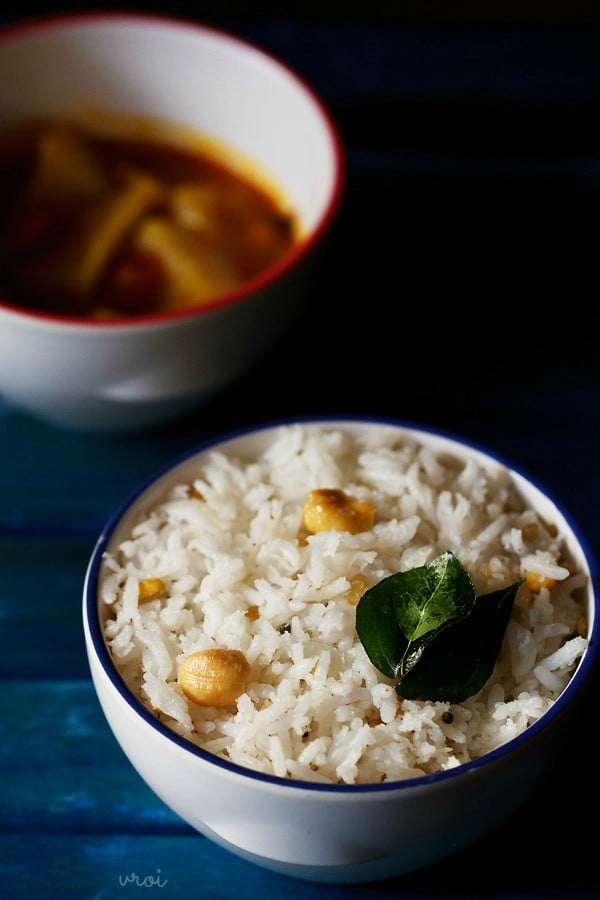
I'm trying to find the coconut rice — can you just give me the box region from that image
[100,424,589,784]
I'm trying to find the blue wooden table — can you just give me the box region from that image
[2,7,600,898]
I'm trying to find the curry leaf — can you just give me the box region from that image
[391,551,476,676]
[398,580,523,702]
[354,582,407,679]
[357,551,474,679]
[355,551,524,703]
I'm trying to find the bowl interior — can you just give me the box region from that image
[0,14,341,235]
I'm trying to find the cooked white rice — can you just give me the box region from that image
[100,424,588,784]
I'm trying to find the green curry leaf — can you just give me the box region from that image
[391,551,476,676]
[355,551,523,702]
[356,551,476,679]
[354,579,407,679]
[398,580,523,702]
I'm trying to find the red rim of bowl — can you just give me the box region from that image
[0,10,346,328]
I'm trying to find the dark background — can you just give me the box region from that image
[5,1,597,445]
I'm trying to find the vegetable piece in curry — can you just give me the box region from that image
[0,120,297,318]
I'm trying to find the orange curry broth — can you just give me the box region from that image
[0,120,297,318]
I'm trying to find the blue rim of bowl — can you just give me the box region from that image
[84,413,599,794]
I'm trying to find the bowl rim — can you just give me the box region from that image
[0,10,345,330]
[83,413,599,793]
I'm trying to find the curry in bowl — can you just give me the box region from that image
[0,117,298,319]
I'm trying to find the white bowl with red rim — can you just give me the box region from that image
[0,13,343,432]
